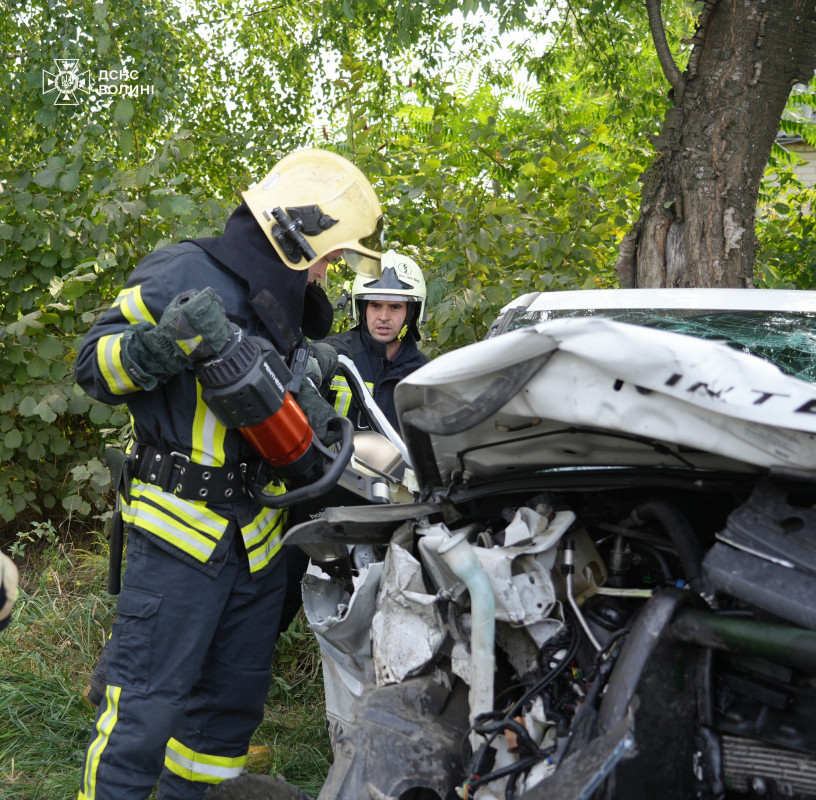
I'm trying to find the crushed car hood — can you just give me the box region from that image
[395,317,816,489]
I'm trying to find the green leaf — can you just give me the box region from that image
[14,191,33,209]
[114,98,135,125]
[89,403,112,424]
[67,394,91,414]
[4,429,22,449]
[35,402,57,423]
[50,437,70,455]
[62,494,83,513]
[120,129,134,156]
[26,356,50,378]
[33,168,57,188]
[38,337,63,360]
[18,396,38,416]
[59,170,81,192]
[34,107,56,126]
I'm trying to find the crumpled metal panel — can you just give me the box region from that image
[371,543,445,685]
[396,316,816,486]
[373,509,572,686]
[303,561,384,738]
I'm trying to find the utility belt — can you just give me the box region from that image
[105,444,251,596]
[127,443,249,504]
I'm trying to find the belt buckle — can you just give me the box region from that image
[169,451,191,497]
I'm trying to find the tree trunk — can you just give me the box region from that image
[616,0,816,288]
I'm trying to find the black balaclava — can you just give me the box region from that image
[190,201,308,340]
[302,282,334,340]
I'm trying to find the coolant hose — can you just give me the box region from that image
[438,531,495,746]
[630,500,703,593]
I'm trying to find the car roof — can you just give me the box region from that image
[503,288,816,314]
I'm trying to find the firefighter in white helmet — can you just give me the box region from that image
[74,149,383,800]
[327,249,429,430]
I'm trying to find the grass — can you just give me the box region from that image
[0,536,332,800]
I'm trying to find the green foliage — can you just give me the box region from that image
[755,168,816,290]
[756,77,816,290]
[7,519,59,560]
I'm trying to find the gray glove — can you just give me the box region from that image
[122,288,233,390]
[297,381,342,446]
[151,288,232,361]
[308,341,339,395]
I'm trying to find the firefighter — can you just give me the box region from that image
[73,148,383,800]
[327,249,429,430]
[0,551,18,632]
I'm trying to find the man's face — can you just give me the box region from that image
[365,299,408,343]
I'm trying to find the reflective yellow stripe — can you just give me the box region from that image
[241,486,287,573]
[164,737,247,784]
[330,375,352,416]
[243,514,286,573]
[191,381,227,466]
[122,483,229,562]
[175,334,203,356]
[112,285,156,325]
[97,333,139,395]
[80,685,121,799]
[247,526,284,572]
[129,482,227,533]
[331,374,374,417]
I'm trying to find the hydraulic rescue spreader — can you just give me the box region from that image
[195,326,354,508]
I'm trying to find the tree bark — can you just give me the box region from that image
[616,0,816,288]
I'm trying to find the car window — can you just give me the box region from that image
[506,308,816,382]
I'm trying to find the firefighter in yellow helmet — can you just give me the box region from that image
[74,149,382,800]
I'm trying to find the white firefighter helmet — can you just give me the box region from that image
[242,148,384,277]
[351,250,427,335]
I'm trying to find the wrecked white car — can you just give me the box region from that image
[211,288,816,800]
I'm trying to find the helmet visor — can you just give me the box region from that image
[341,214,384,277]
[358,214,384,253]
[343,250,381,278]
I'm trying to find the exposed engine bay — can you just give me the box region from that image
[289,472,816,800]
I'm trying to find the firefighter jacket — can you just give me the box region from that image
[326,327,429,430]
[75,226,306,579]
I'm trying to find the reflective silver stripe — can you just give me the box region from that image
[242,503,285,549]
[112,285,156,325]
[81,685,121,798]
[247,527,284,572]
[130,482,228,535]
[122,502,215,562]
[192,382,227,466]
[164,737,247,784]
[330,375,352,415]
[122,484,229,562]
[242,501,286,573]
[98,334,138,395]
